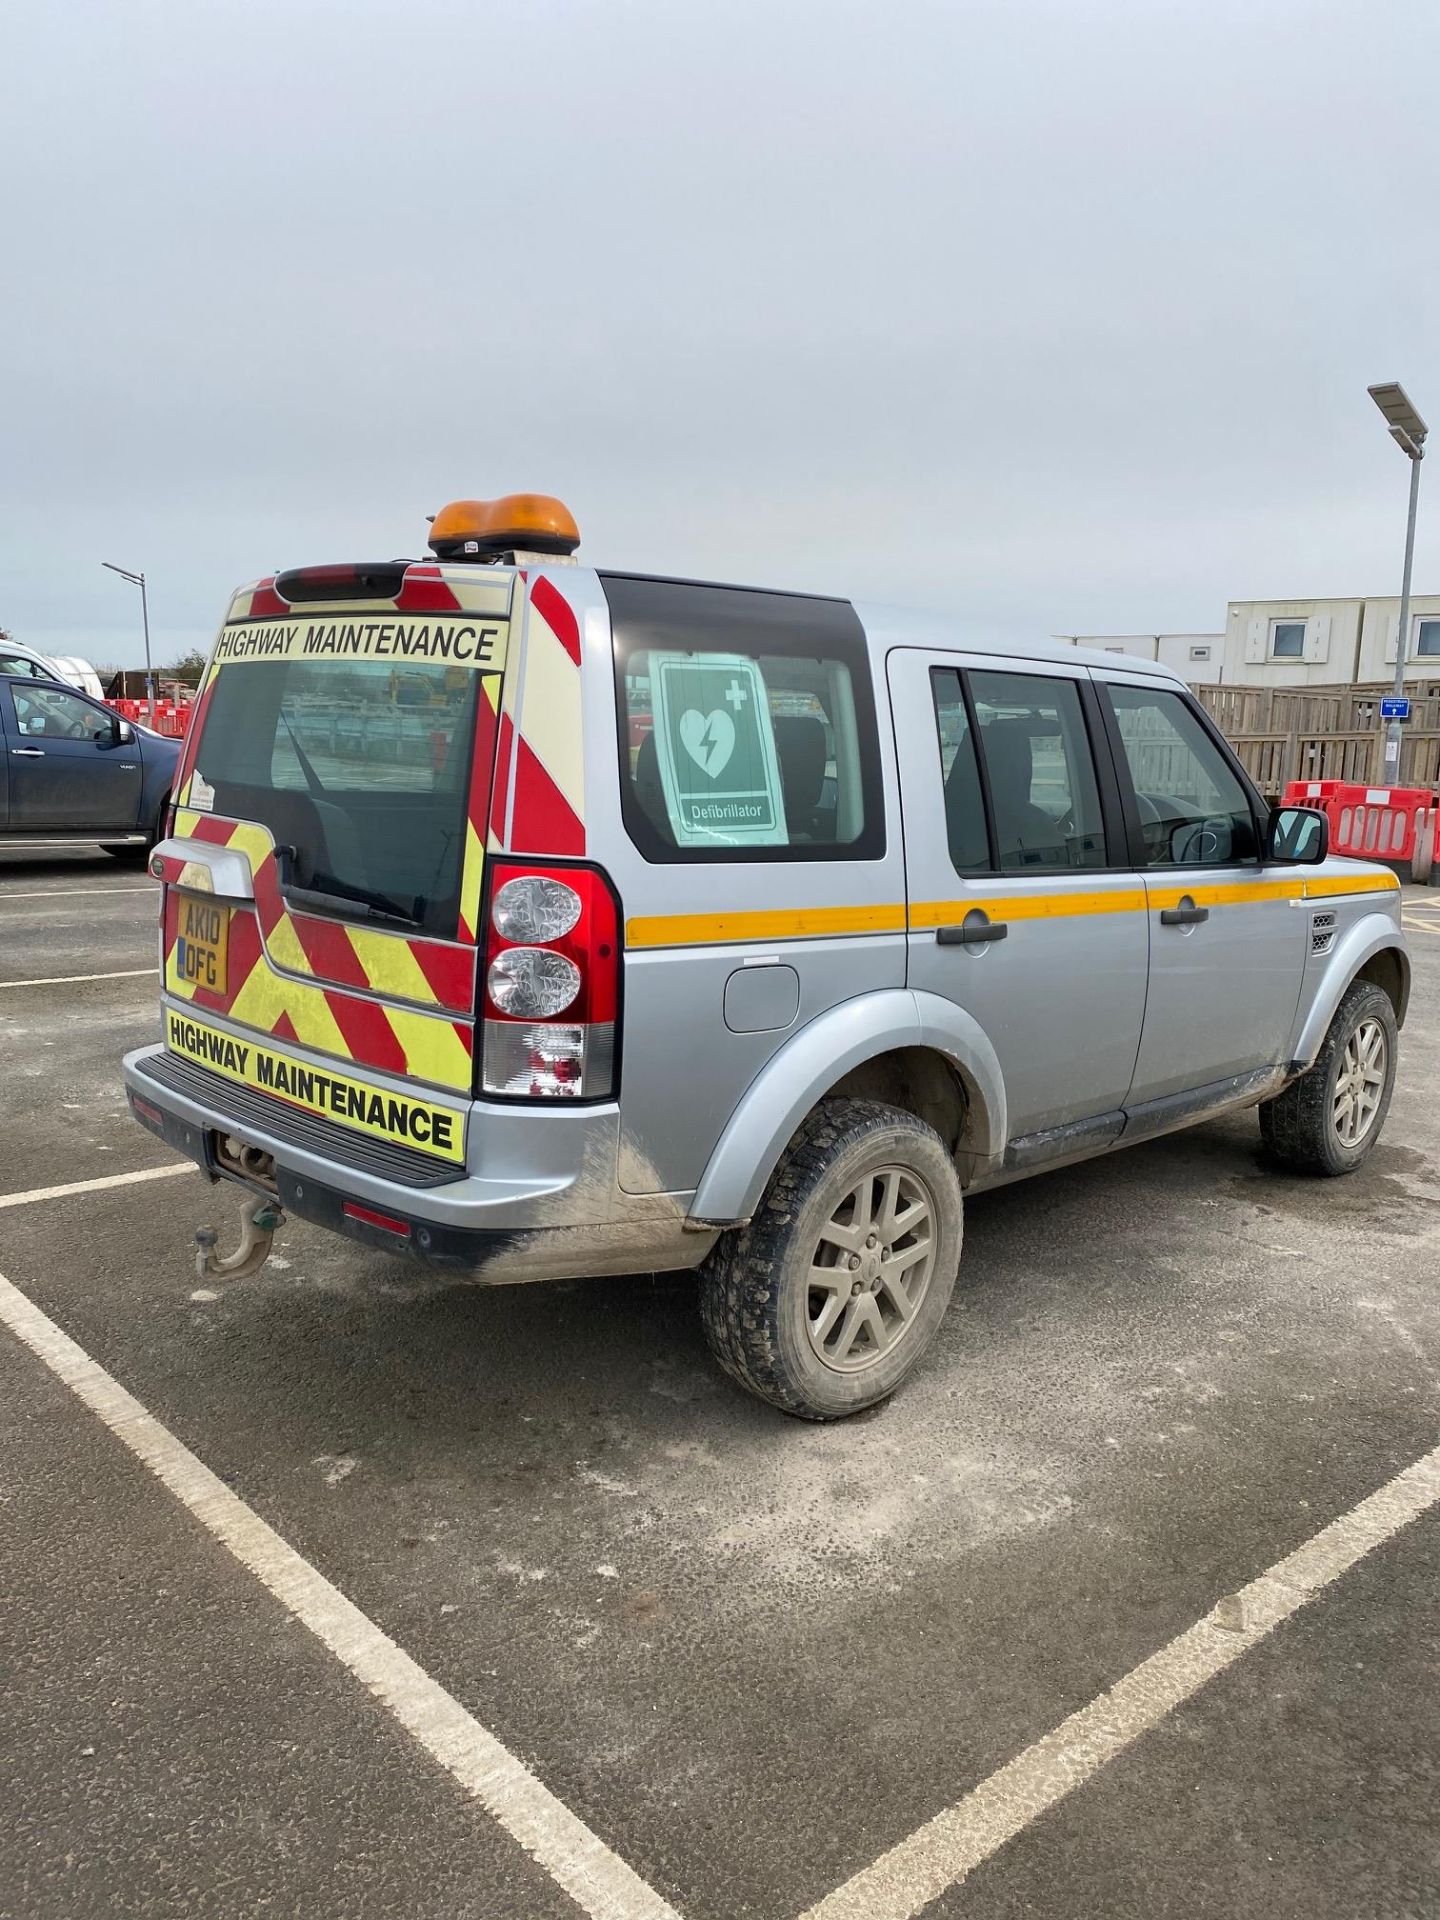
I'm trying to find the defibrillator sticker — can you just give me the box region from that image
[165,1011,467,1164]
[649,653,788,847]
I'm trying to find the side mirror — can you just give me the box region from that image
[101,717,135,747]
[1268,804,1328,864]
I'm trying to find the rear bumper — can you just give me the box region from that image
[124,1041,712,1283]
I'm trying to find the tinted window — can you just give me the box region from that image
[11,684,109,740]
[969,670,1106,871]
[1,654,50,679]
[607,576,883,863]
[930,670,989,873]
[1107,685,1258,866]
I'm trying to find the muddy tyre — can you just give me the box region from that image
[699,1098,963,1420]
[1258,979,1397,1176]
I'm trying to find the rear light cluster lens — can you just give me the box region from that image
[486,946,582,1018]
[491,874,583,943]
[481,863,620,1100]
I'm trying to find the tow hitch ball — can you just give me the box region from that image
[195,1196,286,1283]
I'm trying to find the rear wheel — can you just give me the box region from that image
[699,1098,963,1419]
[102,792,169,863]
[1258,979,1397,1176]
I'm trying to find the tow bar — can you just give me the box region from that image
[195,1195,286,1283]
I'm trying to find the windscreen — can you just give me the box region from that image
[190,655,493,937]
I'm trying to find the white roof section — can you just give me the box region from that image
[852,600,1188,684]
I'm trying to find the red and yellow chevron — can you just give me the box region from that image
[160,811,476,1092]
[162,563,591,1095]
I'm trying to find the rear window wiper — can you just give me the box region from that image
[274,846,425,930]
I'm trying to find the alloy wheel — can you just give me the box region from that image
[1333,1017,1388,1148]
[806,1164,937,1373]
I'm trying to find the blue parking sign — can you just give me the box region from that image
[1380,696,1411,721]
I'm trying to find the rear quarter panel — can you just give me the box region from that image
[548,570,908,1198]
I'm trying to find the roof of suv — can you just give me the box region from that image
[850,600,1190,684]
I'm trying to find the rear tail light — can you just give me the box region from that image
[480,863,620,1100]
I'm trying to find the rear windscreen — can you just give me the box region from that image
[191,655,493,936]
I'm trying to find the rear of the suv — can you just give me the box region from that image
[125,513,705,1281]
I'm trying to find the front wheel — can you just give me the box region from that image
[1258,979,1398,1176]
[699,1098,963,1419]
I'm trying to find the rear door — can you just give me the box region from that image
[2,679,141,829]
[887,649,1149,1151]
[1097,675,1306,1103]
[161,566,517,1105]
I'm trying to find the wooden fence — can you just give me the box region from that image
[1196,683,1440,794]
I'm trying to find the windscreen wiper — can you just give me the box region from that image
[278,707,326,797]
[274,846,424,929]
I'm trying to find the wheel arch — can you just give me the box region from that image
[688,988,1008,1226]
[1292,918,1411,1069]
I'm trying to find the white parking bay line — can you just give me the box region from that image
[0,1165,195,1212]
[0,1270,682,1920]
[800,1444,1440,1920]
[0,885,155,900]
[0,968,157,988]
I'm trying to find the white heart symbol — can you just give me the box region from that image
[679,708,736,779]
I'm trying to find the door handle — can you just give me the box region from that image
[10,747,45,757]
[936,920,1009,946]
[1159,904,1209,926]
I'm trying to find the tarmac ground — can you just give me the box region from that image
[2,847,1438,1919]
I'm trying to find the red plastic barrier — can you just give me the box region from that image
[1283,780,1435,865]
[103,697,193,736]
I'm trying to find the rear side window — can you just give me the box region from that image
[605,575,884,862]
[969,670,1106,871]
[930,667,1107,876]
[930,671,989,872]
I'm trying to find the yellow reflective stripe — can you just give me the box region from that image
[910,888,1148,928]
[385,1005,474,1089]
[628,869,1401,950]
[625,903,908,949]
[347,926,438,1005]
[1147,877,1304,910]
[263,912,312,976]
[1302,871,1402,899]
[459,819,485,942]
[228,958,349,1057]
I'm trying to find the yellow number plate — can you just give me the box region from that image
[174,898,230,995]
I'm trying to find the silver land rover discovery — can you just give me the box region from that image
[126,497,1409,1418]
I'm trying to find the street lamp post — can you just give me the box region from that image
[1366,382,1428,785]
[101,561,155,718]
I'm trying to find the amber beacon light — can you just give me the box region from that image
[428,494,581,561]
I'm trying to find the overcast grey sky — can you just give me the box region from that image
[4,0,1439,669]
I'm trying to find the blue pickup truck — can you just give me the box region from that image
[0,658,180,860]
